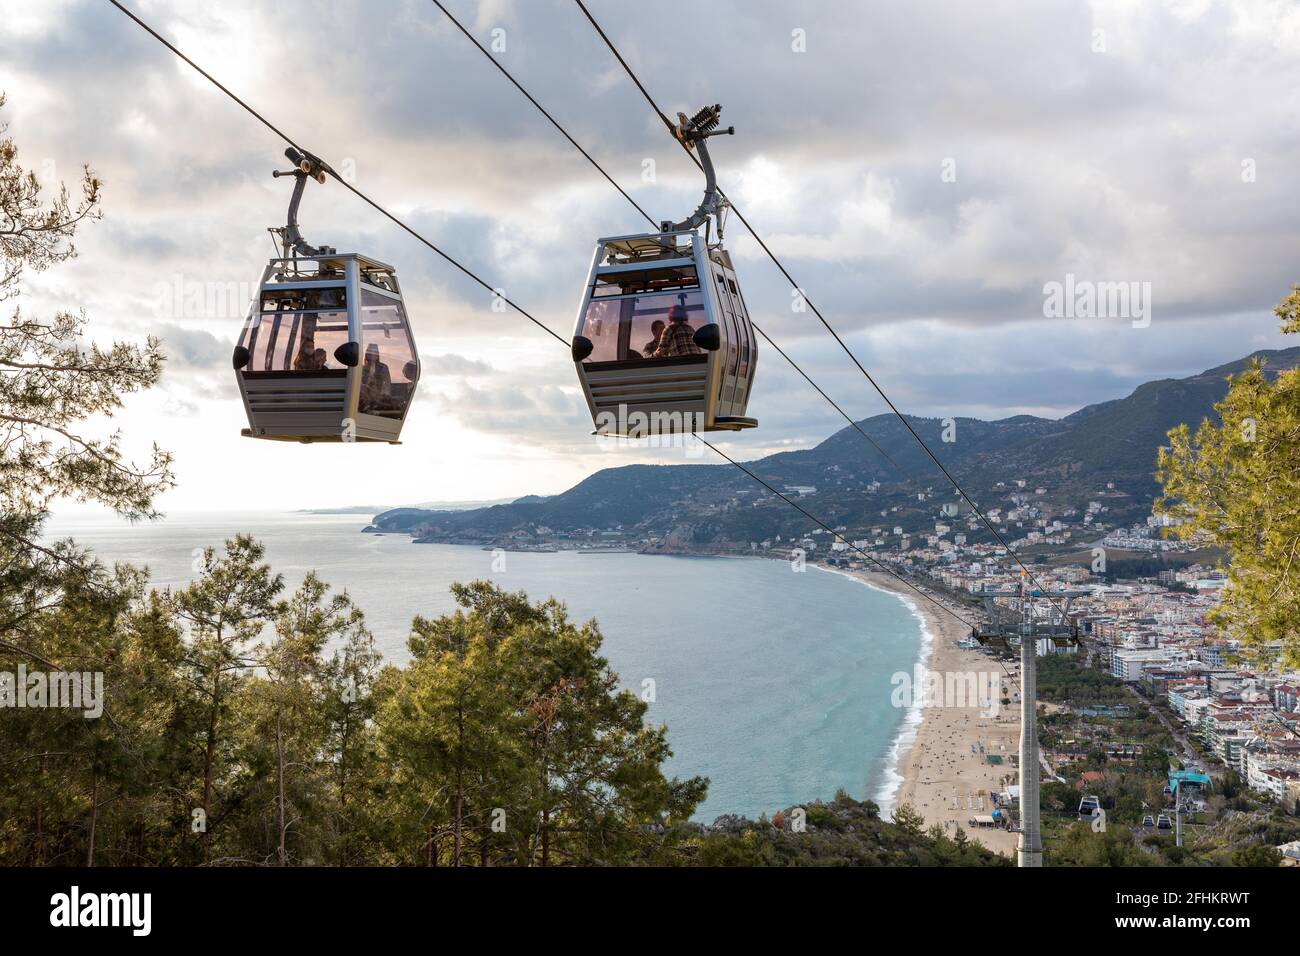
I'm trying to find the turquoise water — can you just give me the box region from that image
[45,511,923,821]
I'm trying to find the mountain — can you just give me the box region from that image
[368,347,1300,546]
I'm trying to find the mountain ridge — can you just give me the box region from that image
[369,346,1300,544]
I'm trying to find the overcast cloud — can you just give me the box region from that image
[3,0,1298,511]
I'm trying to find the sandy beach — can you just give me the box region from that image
[845,568,1022,859]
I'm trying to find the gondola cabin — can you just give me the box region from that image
[233,252,419,443]
[971,626,1009,649]
[571,229,757,436]
[1049,622,1081,648]
[1077,795,1101,820]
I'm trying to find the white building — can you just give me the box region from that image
[1112,647,1176,682]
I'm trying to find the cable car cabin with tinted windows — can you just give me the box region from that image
[233,252,419,443]
[572,230,756,436]
[571,104,757,437]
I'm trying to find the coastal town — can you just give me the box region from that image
[824,484,1300,863]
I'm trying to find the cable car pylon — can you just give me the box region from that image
[972,577,1088,866]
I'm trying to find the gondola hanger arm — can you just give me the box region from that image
[271,147,335,258]
[662,105,734,234]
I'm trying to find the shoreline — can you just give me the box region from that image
[838,566,1020,859]
[810,564,934,813]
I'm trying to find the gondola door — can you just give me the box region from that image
[710,264,742,415]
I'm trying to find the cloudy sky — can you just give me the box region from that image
[4,0,1299,513]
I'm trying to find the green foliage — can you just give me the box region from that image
[1277,284,1300,334]
[1229,843,1282,867]
[0,566,717,866]
[891,802,925,837]
[0,96,179,863]
[692,795,1010,867]
[1157,286,1300,666]
[0,95,171,525]
[1215,770,1242,800]
[372,580,708,866]
[1037,654,1130,704]
[1041,781,1077,816]
[0,96,175,833]
[1049,822,1154,867]
[170,536,283,862]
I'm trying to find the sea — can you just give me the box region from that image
[44,510,927,822]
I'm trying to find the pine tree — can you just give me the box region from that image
[169,536,282,861]
[1157,285,1300,666]
[0,94,171,530]
[375,582,707,866]
[321,589,381,865]
[0,92,174,867]
[248,574,369,866]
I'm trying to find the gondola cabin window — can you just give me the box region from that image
[590,264,699,297]
[580,262,707,365]
[579,291,708,363]
[239,287,349,374]
[357,289,418,418]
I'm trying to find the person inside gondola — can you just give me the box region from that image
[361,342,392,408]
[652,304,701,357]
[643,319,665,357]
[294,317,325,371]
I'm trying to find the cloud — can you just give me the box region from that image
[418,352,494,377]
[6,0,1298,511]
[155,324,228,371]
